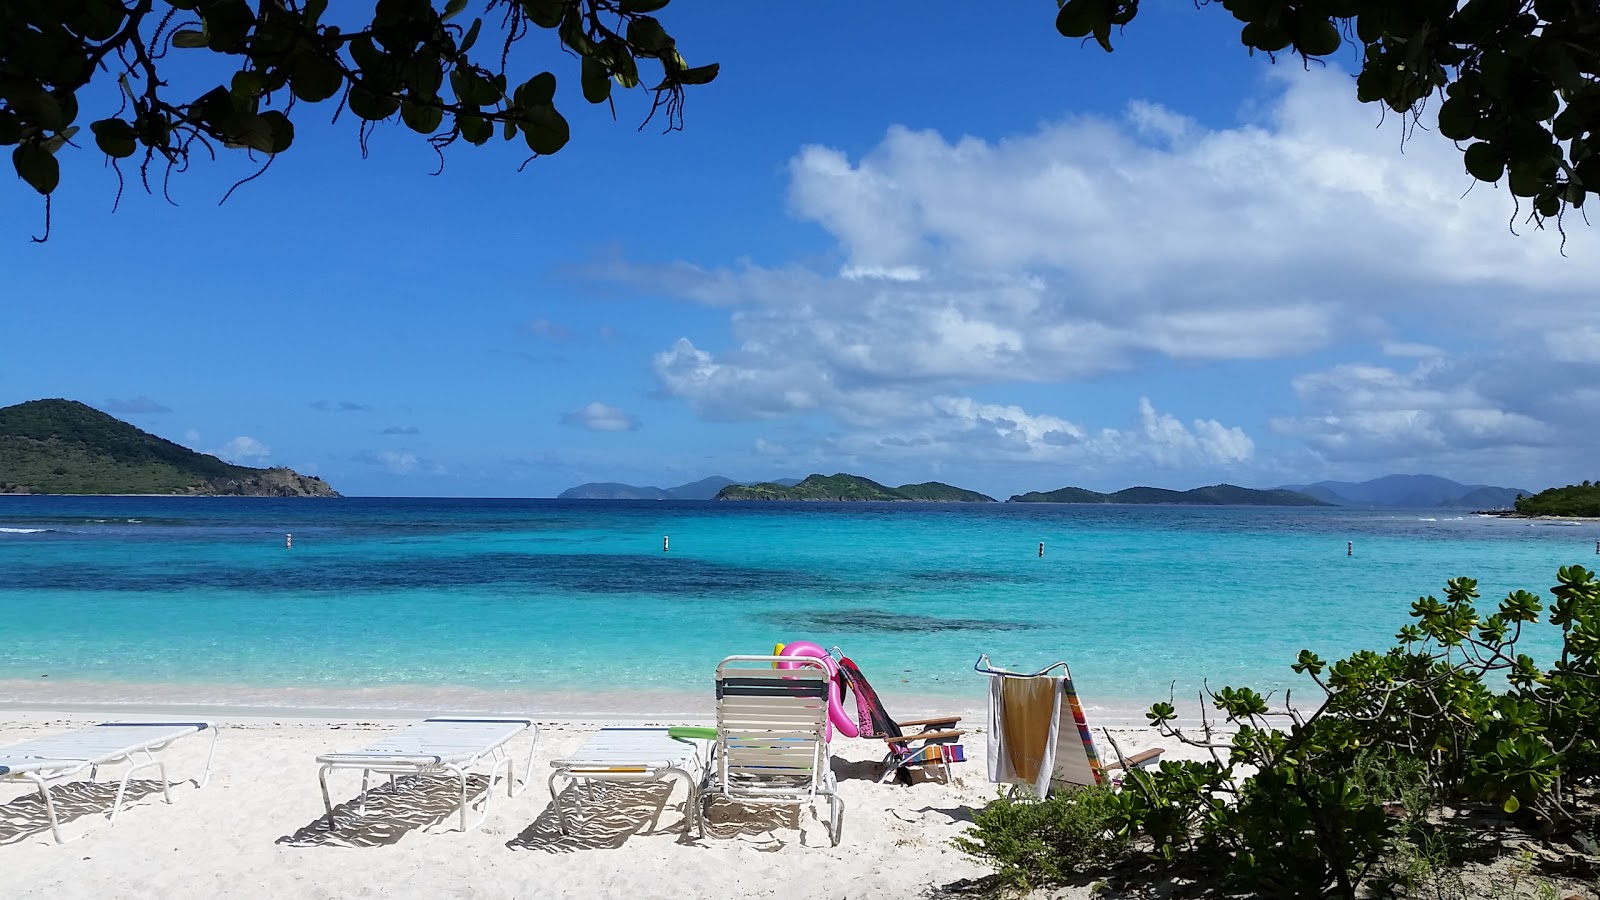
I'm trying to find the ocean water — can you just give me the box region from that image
[1,497,1595,717]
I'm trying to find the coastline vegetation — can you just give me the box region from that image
[957,567,1600,899]
[1515,482,1600,518]
[0,398,337,496]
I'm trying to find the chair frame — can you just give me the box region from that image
[0,721,218,844]
[698,655,844,846]
[315,717,538,834]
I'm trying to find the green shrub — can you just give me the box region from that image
[956,566,1599,900]
[953,784,1127,895]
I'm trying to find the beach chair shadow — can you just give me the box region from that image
[276,773,493,848]
[507,781,681,853]
[0,780,167,846]
[698,795,804,845]
[829,756,885,784]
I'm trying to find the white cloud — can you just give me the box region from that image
[607,65,1598,479]
[559,402,641,432]
[217,436,270,464]
[1271,359,1557,464]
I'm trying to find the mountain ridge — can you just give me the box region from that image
[1008,483,1330,506]
[1276,474,1529,508]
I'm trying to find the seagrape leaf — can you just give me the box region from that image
[622,0,671,11]
[171,29,208,49]
[91,118,138,158]
[13,142,60,195]
[581,56,611,103]
[521,105,570,154]
[626,16,673,55]
[677,63,718,85]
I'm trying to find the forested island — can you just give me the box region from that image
[0,399,338,496]
[1512,482,1600,517]
[715,473,995,502]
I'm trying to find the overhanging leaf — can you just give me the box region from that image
[13,142,60,195]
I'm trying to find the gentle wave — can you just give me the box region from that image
[0,526,51,534]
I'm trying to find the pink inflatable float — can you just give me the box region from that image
[776,640,859,740]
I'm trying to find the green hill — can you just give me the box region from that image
[715,473,994,502]
[1513,482,1600,517]
[893,482,996,502]
[0,399,339,496]
[1009,483,1329,506]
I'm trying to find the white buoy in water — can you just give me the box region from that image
[286,533,293,549]
[663,535,669,553]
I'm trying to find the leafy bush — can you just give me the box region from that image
[957,566,1600,899]
[952,784,1127,895]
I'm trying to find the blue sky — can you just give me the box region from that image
[4,2,1596,498]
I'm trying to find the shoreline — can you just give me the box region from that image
[0,678,1166,728]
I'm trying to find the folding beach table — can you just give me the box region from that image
[547,727,708,836]
[0,721,218,844]
[315,717,538,834]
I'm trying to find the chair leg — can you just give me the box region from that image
[317,765,337,829]
[547,771,569,835]
[27,774,65,844]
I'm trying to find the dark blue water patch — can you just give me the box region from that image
[760,609,1037,633]
[905,570,1033,585]
[3,552,841,597]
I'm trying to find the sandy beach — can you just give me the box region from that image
[0,708,1215,899]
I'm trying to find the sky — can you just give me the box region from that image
[4,2,1597,499]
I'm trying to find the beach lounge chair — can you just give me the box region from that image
[547,726,709,836]
[976,654,1163,796]
[315,717,537,833]
[834,653,966,785]
[698,656,844,846]
[0,721,218,844]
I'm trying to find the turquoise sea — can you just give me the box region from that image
[1,497,1595,718]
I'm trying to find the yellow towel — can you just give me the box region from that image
[1000,677,1058,785]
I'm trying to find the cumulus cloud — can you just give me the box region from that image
[560,402,641,433]
[217,436,270,464]
[101,396,171,414]
[608,66,1596,479]
[1269,356,1573,477]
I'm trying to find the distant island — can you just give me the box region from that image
[558,476,801,501]
[0,399,339,497]
[1512,482,1600,517]
[1009,484,1330,506]
[559,471,1539,510]
[715,474,996,502]
[1276,474,1529,509]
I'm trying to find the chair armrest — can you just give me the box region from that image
[880,729,964,744]
[896,716,962,728]
[1102,748,1164,770]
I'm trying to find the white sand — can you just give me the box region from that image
[0,709,1220,899]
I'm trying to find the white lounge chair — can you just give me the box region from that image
[698,656,844,846]
[0,721,218,844]
[548,726,709,836]
[315,717,538,834]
